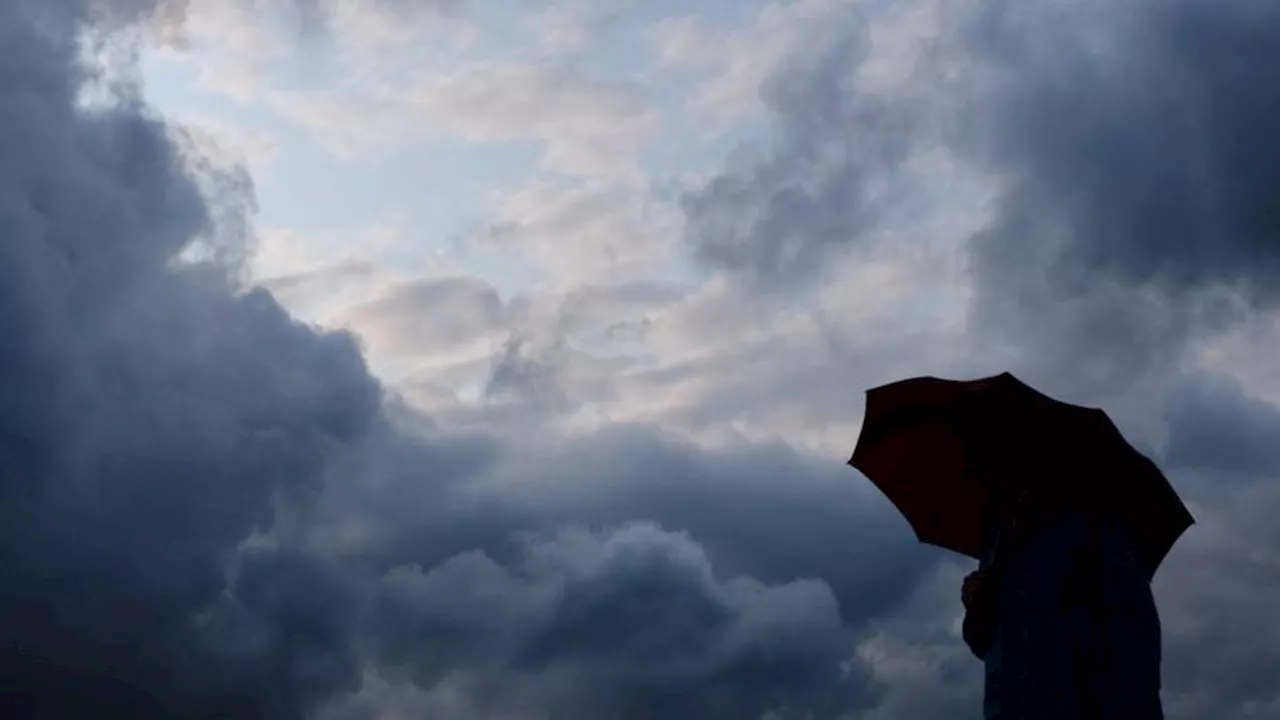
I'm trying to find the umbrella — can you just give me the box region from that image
[848,371,1193,575]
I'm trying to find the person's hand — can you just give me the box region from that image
[962,570,986,610]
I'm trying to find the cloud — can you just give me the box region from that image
[406,60,656,179]
[146,0,299,101]
[272,59,657,179]
[0,1,387,716]
[1163,374,1280,478]
[1130,375,1280,717]
[337,276,507,360]
[473,179,681,287]
[677,3,964,293]
[352,523,872,720]
[681,0,1280,396]
[969,0,1280,300]
[325,246,965,453]
[958,5,1280,713]
[1193,312,1280,405]
[17,0,1280,718]
[851,562,984,718]
[2,7,938,719]
[679,0,1280,716]
[170,112,279,166]
[323,272,687,427]
[311,421,930,617]
[528,0,636,55]
[142,0,478,145]
[589,269,965,452]
[649,0,856,123]
[272,421,935,717]
[957,0,1280,405]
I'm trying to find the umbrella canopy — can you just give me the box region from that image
[849,372,1193,575]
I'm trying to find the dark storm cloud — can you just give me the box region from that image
[361,523,878,719]
[49,0,1280,715]
[269,422,933,718]
[681,15,925,292]
[298,422,932,626]
[966,3,1280,712]
[682,0,1280,716]
[1,5,935,719]
[209,425,926,719]
[969,0,1280,299]
[1163,374,1280,478]
[23,0,1280,717]
[686,0,1280,365]
[0,0,380,716]
[962,0,1280,397]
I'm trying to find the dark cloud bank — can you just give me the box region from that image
[5,0,1280,719]
[686,0,1280,717]
[0,2,922,719]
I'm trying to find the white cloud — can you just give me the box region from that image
[304,186,977,454]
[1192,311,1280,406]
[854,0,955,95]
[409,60,656,177]
[149,0,474,103]
[597,246,973,455]
[335,276,509,363]
[528,3,592,53]
[174,112,280,165]
[649,0,960,125]
[322,0,474,59]
[272,59,657,179]
[149,0,286,102]
[525,0,638,54]
[245,220,465,332]
[473,179,680,288]
[250,222,411,282]
[267,90,411,158]
[649,0,854,122]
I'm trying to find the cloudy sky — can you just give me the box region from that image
[3,0,1279,718]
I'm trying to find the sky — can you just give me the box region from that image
[2,0,1280,718]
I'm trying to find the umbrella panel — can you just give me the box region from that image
[853,420,989,558]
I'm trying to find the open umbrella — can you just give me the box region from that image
[848,371,1193,575]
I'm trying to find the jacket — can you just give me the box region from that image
[963,501,1164,719]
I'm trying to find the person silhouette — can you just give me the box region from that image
[961,473,1165,719]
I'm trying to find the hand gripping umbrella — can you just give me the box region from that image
[848,372,1193,576]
